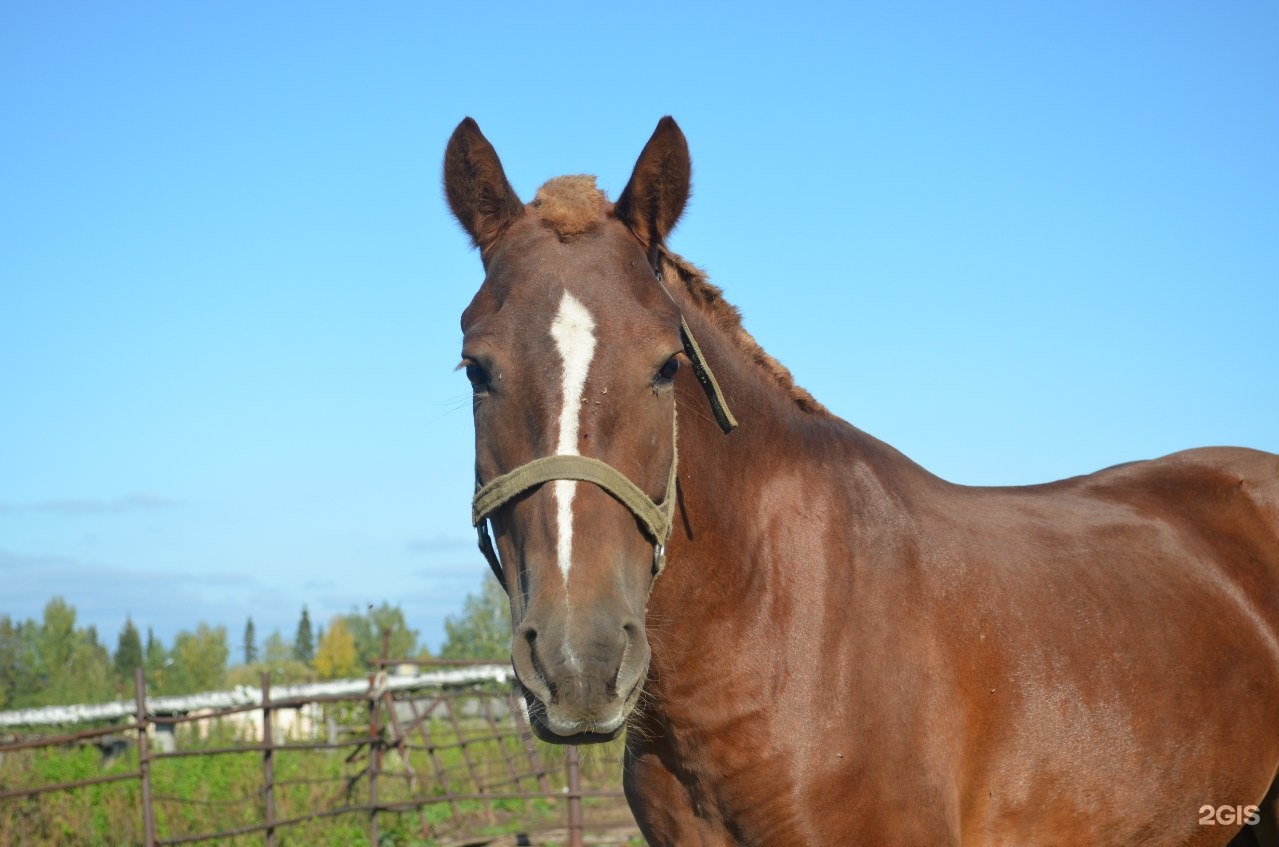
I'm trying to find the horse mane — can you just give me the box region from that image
[530,174,829,417]
[658,247,831,417]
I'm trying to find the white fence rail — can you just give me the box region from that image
[0,664,511,728]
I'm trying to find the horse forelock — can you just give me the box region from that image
[658,249,831,417]
[531,175,610,241]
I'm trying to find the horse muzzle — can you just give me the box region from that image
[510,614,650,744]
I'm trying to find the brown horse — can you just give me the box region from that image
[443,116,1279,847]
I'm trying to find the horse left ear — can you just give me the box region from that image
[615,117,691,259]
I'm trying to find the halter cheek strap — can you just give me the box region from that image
[679,317,737,434]
[471,318,735,588]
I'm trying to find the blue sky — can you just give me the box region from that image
[1,2,1275,655]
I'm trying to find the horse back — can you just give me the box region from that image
[1075,446,1279,597]
[919,446,1279,845]
[1083,445,1279,527]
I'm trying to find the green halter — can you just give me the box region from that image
[472,317,736,587]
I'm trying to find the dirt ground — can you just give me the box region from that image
[438,799,644,847]
[478,823,643,846]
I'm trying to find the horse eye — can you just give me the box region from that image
[655,356,680,385]
[464,361,490,390]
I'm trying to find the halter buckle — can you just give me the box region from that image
[652,543,667,577]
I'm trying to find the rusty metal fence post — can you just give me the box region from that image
[368,628,392,847]
[565,744,584,847]
[261,672,276,847]
[133,667,156,847]
[368,668,381,847]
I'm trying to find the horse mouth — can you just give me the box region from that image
[516,677,644,746]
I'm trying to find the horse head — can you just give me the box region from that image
[444,117,698,743]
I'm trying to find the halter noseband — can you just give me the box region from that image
[472,316,736,588]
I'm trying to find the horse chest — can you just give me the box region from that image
[631,695,953,846]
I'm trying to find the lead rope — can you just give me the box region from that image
[680,317,737,435]
[654,256,738,437]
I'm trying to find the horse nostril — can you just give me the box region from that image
[622,620,643,654]
[612,620,645,699]
[513,623,556,704]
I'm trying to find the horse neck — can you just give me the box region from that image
[643,294,935,710]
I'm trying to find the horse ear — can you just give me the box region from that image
[615,116,691,256]
[443,118,525,254]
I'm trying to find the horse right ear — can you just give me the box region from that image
[443,118,525,255]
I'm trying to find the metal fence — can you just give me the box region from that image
[0,662,634,847]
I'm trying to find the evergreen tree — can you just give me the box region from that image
[0,617,41,708]
[243,617,258,664]
[0,616,25,708]
[144,627,170,691]
[293,606,314,663]
[114,616,144,681]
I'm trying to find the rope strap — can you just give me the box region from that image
[681,317,738,434]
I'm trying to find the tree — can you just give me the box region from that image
[114,617,144,682]
[38,597,77,683]
[293,607,314,663]
[8,618,41,707]
[440,577,511,660]
[144,627,169,691]
[313,617,359,679]
[67,632,113,704]
[34,598,110,705]
[0,616,30,708]
[344,602,422,667]
[0,599,115,706]
[238,629,312,686]
[166,624,229,695]
[243,617,258,665]
[263,630,292,666]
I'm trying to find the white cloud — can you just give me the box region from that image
[0,548,259,643]
[0,493,180,517]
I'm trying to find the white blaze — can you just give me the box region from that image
[549,291,596,581]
